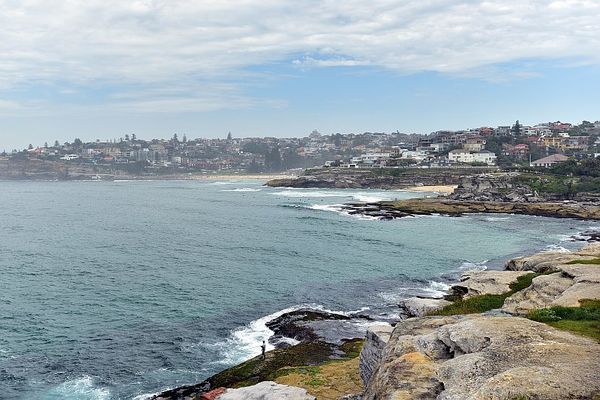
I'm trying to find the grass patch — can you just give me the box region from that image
[566,257,600,265]
[430,294,507,316]
[527,299,600,341]
[208,339,364,389]
[275,356,363,399]
[431,272,550,316]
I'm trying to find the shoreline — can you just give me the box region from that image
[343,198,600,220]
[150,230,597,400]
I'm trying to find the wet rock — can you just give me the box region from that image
[216,381,315,400]
[265,309,370,347]
[398,297,452,317]
[362,314,600,400]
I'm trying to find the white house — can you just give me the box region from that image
[448,149,497,165]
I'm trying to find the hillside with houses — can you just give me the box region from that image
[1,120,599,179]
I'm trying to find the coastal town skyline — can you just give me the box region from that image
[4,117,599,152]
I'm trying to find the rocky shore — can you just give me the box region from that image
[342,198,600,220]
[153,242,600,400]
[265,168,491,189]
[338,171,600,220]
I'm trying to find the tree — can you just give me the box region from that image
[44,142,48,148]
[28,144,33,150]
[125,134,130,141]
[512,120,522,136]
[54,140,60,148]
[265,146,282,171]
[182,134,187,143]
[131,133,137,141]
[227,132,232,141]
[73,138,83,149]
[172,133,179,143]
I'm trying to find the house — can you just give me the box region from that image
[464,137,486,152]
[448,149,497,165]
[502,143,529,158]
[530,154,569,168]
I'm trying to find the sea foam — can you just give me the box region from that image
[43,376,110,400]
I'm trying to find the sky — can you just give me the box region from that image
[1,0,599,150]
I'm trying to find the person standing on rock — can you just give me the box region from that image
[261,340,266,360]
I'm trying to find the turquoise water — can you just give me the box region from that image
[0,180,591,400]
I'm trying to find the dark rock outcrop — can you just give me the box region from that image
[341,198,600,220]
[266,169,477,189]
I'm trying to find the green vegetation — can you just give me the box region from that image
[566,257,600,265]
[527,299,600,341]
[431,294,507,315]
[511,158,600,196]
[207,339,364,389]
[431,273,549,316]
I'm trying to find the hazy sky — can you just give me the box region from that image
[1,0,599,150]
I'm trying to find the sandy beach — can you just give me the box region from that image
[406,184,458,194]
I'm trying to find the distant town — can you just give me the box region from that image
[2,120,600,178]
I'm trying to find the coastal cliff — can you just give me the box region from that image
[360,242,600,400]
[153,243,600,400]
[265,168,490,189]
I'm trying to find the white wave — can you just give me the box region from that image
[43,376,110,400]
[353,194,389,202]
[484,216,511,222]
[272,190,400,203]
[208,304,369,366]
[458,260,489,272]
[222,188,262,192]
[306,204,382,221]
[209,181,239,185]
[426,281,451,295]
[272,190,350,198]
[543,244,571,253]
[133,391,164,400]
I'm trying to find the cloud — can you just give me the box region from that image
[0,0,599,112]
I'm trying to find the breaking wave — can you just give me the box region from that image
[43,376,110,400]
[202,304,370,366]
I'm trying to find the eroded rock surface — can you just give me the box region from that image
[398,297,452,317]
[216,381,315,400]
[363,314,600,400]
[506,242,600,272]
[503,264,600,314]
[359,323,394,386]
[449,270,529,298]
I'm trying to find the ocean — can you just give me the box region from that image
[0,180,592,400]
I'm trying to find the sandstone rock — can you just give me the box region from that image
[503,265,600,314]
[506,241,600,272]
[362,314,600,400]
[359,323,394,386]
[577,241,600,256]
[216,381,315,400]
[398,297,452,317]
[506,251,581,272]
[449,270,529,298]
